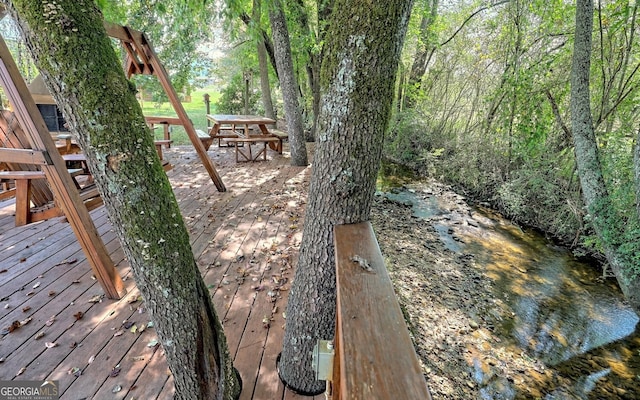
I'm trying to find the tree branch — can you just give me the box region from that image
[440,0,511,47]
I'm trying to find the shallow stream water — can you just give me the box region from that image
[381,182,640,399]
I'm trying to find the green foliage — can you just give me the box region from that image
[214,73,262,115]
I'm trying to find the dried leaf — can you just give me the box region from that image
[45,315,56,326]
[130,325,138,334]
[73,311,84,321]
[109,367,121,377]
[0,269,7,273]
[147,339,158,347]
[88,355,95,364]
[3,304,9,309]
[123,321,134,329]
[88,294,103,303]
[16,367,26,376]
[112,384,122,393]
[32,282,41,289]
[34,331,45,340]
[22,306,31,313]
[113,330,124,337]
[130,355,145,362]
[138,324,146,333]
[20,317,32,327]
[48,291,57,297]
[45,342,58,349]
[68,367,81,377]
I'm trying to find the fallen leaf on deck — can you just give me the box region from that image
[146,321,154,329]
[147,339,158,347]
[138,324,146,333]
[3,304,9,309]
[112,384,122,393]
[16,367,26,376]
[19,258,26,263]
[130,325,138,334]
[113,330,124,337]
[68,367,81,377]
[74,311,84,321]
[130,356,145,362]
[35,331,45,340]
[54,258,77,267]
[88,355,95,364]
[6,321,20,333]
[69,342,77,349]
[22,306,31,312]
[72,279,81,284]
[0,269,7,273]
[123,321,135,329]
[110,367,121,377]
[48,291,56,297]
[45,342,58,349]
[127,295,142,304]
[26,291,35,296]
[88,295,103,303]
[45,316,56,326]
[20,317,32,327]
[32,282,40,289]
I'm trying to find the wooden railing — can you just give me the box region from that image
[330,222,432,399]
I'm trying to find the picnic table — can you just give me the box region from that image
[206,114,288,161]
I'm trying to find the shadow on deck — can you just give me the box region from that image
[0,144,323,399]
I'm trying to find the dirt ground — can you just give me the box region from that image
[370,182,491,399]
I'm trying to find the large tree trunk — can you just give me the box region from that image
[278,0,415,394]
[5,1,241,398]
[571,0,640,311]
[253,0,275,122]
[269,0,308,166]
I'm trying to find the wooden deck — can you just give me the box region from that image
[0,145,323,399]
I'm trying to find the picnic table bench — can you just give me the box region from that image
[0,168,101,226]
[224,135,280,162]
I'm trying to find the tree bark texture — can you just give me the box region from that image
[252,0,276,121]
[278,0,415,394]
[269,0,308,166]
[4,1,240,398]
[570,0,640,311]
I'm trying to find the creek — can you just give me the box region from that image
[378,169,640,399]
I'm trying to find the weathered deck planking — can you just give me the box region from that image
[0,145,325,399]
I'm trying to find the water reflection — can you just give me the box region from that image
[382,188,640,399]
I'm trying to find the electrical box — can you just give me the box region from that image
[311,340,334,381]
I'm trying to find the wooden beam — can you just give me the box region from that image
[104,21,226,191]
[333,222,432,400]
[0,147,50,165]
[0,36,126,300]
[140,32,226,191]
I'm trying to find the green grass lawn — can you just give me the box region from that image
[141,86,221,145]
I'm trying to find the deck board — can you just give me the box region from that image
[0,144,316,399]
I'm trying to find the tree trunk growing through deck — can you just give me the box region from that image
[268,0,308,166]
[5,1,241,398]
[570,0,640,311]
[278,0,415,394]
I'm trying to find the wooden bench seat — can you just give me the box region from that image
[223,136,280,162]
[269,129,288,154]
[207,126,241,148]
[196,129,215,151]
[0,169,102,226]
[154,139,173,160]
